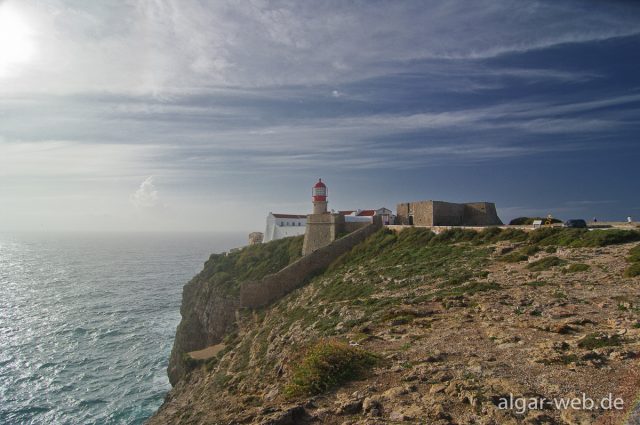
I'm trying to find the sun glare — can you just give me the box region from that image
[0,3,36,78]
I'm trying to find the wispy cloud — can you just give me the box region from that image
[1,0,638,230]
[2,0,639,95]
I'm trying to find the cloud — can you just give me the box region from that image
[130,176,163,210]
[1,0,639,95]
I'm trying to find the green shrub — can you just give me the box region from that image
[430,228,477,244]
[182,353,201,370]
[499,252,528,263]
[509,217,562,225]
[565,263,590,273]
[526,256,568,271]
[628,245,640,263]
[494,228,529,242]
[522,245,541,256]
[434,281,501,298]
[624,263,640,278]
[284,340,379,397]
[579,229,640,247]
[197,235,304,293]
[623,244,640,277]
[577,333,622,350]
[526,228,640,248]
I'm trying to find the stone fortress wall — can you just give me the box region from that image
[240,219,382,309]
[396,200,502,226]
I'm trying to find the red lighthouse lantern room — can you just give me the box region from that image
[312,178,327,201]
[312,178,328,214]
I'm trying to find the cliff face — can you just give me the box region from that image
[154,227,640,424]
[168,276,239,385]
[167,236,304,385]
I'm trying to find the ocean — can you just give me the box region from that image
[0,231,246,425]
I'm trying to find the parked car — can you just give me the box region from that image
[564,219,588,228]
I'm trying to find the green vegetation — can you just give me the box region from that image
[284,339,379,397]
[525,281,547,287]
[625,263,640,278]
[625,244,640,278]
[326,228,493,291]
[577,333,622,350]
[196,235,304,292]
[629,245,640,262]
[499,252,528,263]
[528,227,640,247]
[509,217,562,225]
[564,263,590,273]
[434,281,501,299]
[526,256,567,271]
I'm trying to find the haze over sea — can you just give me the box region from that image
[0,231,245,424]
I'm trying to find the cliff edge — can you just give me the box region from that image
[154,227,640,424]
[167,236,304,385]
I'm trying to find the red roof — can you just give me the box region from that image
[357,210,376,217]
[338,210,355,215]
[313,178,326,188]
[272,213,306,219]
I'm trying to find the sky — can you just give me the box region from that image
[1,0,639,232]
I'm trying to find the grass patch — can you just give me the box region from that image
[525,281,547,287]
[625,244,640,277]
[192,235,304,295]
[624,263,640,278]
[564,263,590,273]
[527,228,640,248]
[499,252,528,263]
[521,245,541,256]
[526,256,568,272]
[577,333,622,350]
[628,245,640,262]
[435,281,501,298]
[284,339,379,398]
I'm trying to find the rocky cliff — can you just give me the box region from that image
[167,236,304,385]
[153,227,640,424]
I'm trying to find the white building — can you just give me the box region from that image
[263,213,307,242]
[339,207,395,225]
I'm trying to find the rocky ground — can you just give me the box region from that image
[150,228,640,425]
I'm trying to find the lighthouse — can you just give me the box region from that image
[312,178,328,214]
[302,178,345,255]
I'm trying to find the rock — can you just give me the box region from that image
[429,383,447,395]
[263,388,279,401]
[423,350,443,362]
[560,409,596,425]
[524,412,556,424]
[382,386,408,399]
[335,399,363,415]
[430,403,451,420]
[389,411,407,421]
[550,323,575,334]
[261,405,309,425]
[445,381,459,397]
[362,396,383,416]
[495,244,516,255]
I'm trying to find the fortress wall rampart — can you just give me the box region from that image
[240,220,381,309]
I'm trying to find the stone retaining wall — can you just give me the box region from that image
[240,220,382,308]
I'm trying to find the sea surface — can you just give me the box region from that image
[0,231,246,425]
